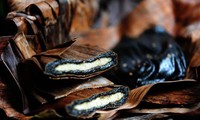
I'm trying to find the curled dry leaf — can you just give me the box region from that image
[185,40,200,80]
[179,22,200,80]
[174,0,200,34]
[119,0,175,37]
[0,76,31,120]
[70,0,99,33]
[115,113,168,120]
[179,21,200,42]
[130,85,200,114]
[130,105,200,114]
[74,26,120,50]
[31,109,63,119]
[143,82,200,105]
[7,0,44,11]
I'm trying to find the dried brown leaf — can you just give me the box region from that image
[119,0,175,37]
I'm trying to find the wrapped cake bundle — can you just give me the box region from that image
[0,1,129,118]
[0,32,129,119]
[32,84,129,119]
[30,44,117,80]
[3,30,129,118]
[18,43,129,117]
[17,41,118,97]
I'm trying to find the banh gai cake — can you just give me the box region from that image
[31,44,118,80]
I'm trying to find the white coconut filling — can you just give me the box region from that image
[55,58,112,72]
[74,92,124,111]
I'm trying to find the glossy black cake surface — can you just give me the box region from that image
[104,27,187,88]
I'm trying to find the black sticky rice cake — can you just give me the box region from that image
[104,26,187,88]
[27,44,117,80]
[35,85,129,118]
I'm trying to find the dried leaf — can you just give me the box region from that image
[7,0,44,11]
[119,0,175,37]
[74,26,120,50]
[0,76,31,120]
[174,0,200,34]
[70,0,98,33]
